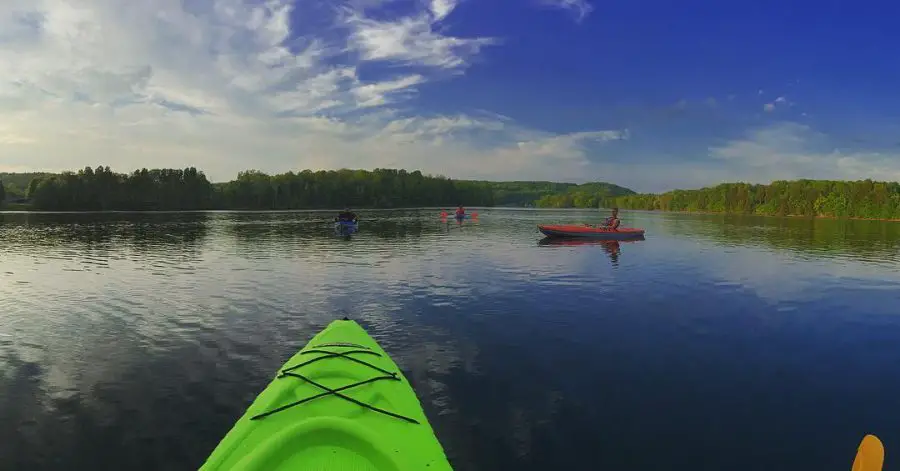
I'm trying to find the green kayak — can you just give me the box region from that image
[200,318,452,470]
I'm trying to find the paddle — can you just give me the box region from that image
[852,435,884,471]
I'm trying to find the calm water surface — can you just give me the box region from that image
[2,209,900,470]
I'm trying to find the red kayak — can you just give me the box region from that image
[538,224,645,240]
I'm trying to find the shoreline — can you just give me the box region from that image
[4,205,900,222]
[617,208,900,223]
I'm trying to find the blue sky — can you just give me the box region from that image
[1,0,898,192]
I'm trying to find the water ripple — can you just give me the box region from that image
[2,210,900,470]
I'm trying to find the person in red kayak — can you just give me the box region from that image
[454,205,466,218]
[601,207,620,230]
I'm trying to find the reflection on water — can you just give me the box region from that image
[2,209,900,470]
[537,238,647,266]
[656,211,900,265]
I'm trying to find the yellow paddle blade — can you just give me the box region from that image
[852,435,884,471]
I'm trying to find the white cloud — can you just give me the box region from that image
[577,121,900,193]
[709,122,900,183]
[429,0,458,21]
[341,3,496,70]
[537,0,595,22]
[0,0,618,182]
[763,95,791,112]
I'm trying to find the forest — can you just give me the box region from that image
[606,180,900,220]
[0,173,52,201]
[7,168,899,219]
[0,167,628,211]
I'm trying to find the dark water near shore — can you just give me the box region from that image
[2,209,900,470]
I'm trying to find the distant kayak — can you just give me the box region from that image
[334,220,358,235]
[538,224,645,240]
[440,212,478,220]
[200,318,452,470]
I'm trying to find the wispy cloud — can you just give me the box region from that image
[537,0,595,23]
[341,1,497,70]
[5,1,889,191]
[709,122,900,182]
[763,95,792,112]
[429,0,458,21]
[594,122,900,193]
[0,0,620,182]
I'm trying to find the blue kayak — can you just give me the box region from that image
[334,220,358,235]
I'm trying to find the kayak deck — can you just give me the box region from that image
[334,221,359,235]
[200,319,451,471]
[538,224,645,240]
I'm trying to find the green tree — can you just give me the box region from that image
[608,179,900,220]
[0,169,643,211]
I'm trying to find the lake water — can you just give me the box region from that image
[2,209,900,470]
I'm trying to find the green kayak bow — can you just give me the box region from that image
[200,318,452,470]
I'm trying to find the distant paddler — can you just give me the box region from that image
[453,205,478,219]
[441,206,478,221]
[334,207,358,224]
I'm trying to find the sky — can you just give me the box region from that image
[1,0,899,192]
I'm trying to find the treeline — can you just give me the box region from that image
[534,182,636,208]
[11,169,900,219]
[16,167,498,211]
[214,169,495,209]
[6,166,639,211]
[0,173,53,202]
[607,180,900,220]
[26,167,214,211]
